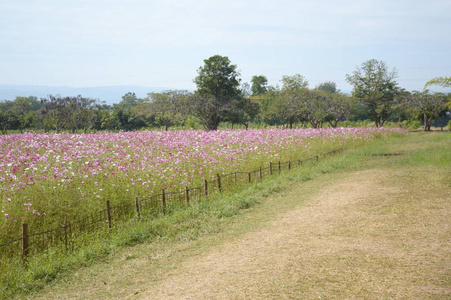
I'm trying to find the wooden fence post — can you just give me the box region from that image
[288,161,291,170]
[270,162,273,175]
[259,167,262,180]
[162,189,167,215]
[135,197,141,220]
[248,172,251,183]
[106,200,112,229]
[278,161,281,174]
[22,223,29,259]
[204,180,208,199]
[64,218,68,251]
[185,186,190,204]
[217,173,222,192]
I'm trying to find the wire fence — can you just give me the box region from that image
[0,149,343,261]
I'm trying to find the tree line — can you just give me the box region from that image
[1,56,450,134]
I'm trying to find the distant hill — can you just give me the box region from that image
[0,85,181,105]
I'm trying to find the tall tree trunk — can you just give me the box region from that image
[423,114,430,131]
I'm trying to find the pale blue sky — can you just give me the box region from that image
[1,0,450,92]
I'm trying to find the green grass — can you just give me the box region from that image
[1,131,450,299]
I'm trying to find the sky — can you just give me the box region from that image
[1,0,450,93]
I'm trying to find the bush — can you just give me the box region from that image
[400,119,421,130]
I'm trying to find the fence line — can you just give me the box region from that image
[0,148,343,261]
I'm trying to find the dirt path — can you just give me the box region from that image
[130,168,450,299]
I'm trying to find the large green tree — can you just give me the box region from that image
[281,74,309,91]
[40,95,98,133]
[136,90,188,131]
[192,55,241,130]
[12,96,42,132]
[314,82,351,127]
[402,90,449,131]
[315,81,339,94]
[325,93,353,127]
[251,75,268,95]
[346,59,399,127]
[226,97,260,130]
[194,55,241,98]
[277,74,310,128]
[0,101,17,134]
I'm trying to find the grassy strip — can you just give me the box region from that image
[3,132,449,299]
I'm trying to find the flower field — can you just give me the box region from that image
[0,128,405,244]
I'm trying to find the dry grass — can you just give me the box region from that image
[130,168,450,299]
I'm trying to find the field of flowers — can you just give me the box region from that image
[0,127,405,243]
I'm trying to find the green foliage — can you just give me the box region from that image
[134,90,189,131]
[401,90,449,131]
[346,59,400,127]
[315,81,339,94]
[38,95,100,133]
[400,119,421,130]
[191,55,242,130]
[226,97,260,129]
[194,55,241,99]
[0,100,17,134]
[280,74,309,91]
[251,75,268,95]
[424,77,451,88]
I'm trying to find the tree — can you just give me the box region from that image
[424,77,451,110]
[402,90,448,131]
[325,93,352,127]
[301,90,337,128]
[12,96,42,132]
[315,81,339,94]
[137,90,188,131]
[346,59,399,127]
[251,75,268,95]
[111,105,147,131]
[258,75,310,129]
[226,97,260,129]
[192,55,241,130]
[259,86,285,126]
[312,82,352,127]
[40,96,73,133]
[275,74,310,128]
[66,96,97,133]
[39,95,97,133]
[280,74,309,90]
[91,104,113,130]
[0,101,17,134]
[194,55,241,98]
[186,93,225,130]
[120,92,140,107]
